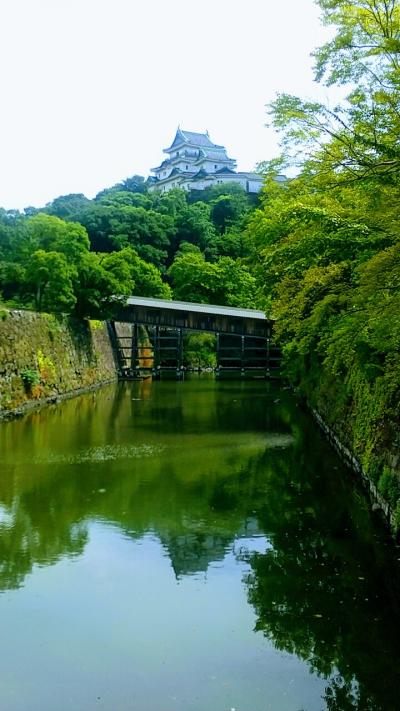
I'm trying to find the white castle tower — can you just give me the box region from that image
[149,127,267,194]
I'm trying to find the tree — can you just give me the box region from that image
[73,251,132,318]
[210,192,249,234]
[45,194,91,220]
[77,201,174,268]
[183,332,216,368]
[129,251,172,299]
[188,181,252,204]
[213,257,256,307]
[27,214,90,262]
[72,247,169,317]
[173,201,216,258]
[95,174,147,199]
[25,250,76,312]
[267,1,400,185]
[207,227,249,260]
[168,251,256,307]
[167,252,217,303]
[244,0,400,527]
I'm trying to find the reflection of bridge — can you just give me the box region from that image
[109,296,280,378]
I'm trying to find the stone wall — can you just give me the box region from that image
[0,309,118,417]
[311,408,397,532]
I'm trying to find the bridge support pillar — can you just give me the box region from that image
[131,323,138,374]
[216,332,220,375]
[153,326,161,379]
[177,328,184,378]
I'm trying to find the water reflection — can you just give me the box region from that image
[0,378,399,710]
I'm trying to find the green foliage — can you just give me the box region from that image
[75,198,174,267]
[36,349,56,383]
[129,251,172,300]
[20,367,40,390]
[73,250,131,318]
[0,204,170,316]
[168,251,256,307]
[26,250,77,313]
[27,213,90,260]
[94,174,148,199]
[267,1,400,184]
[378,466,400,509]
[395,501,400,531]
[173,201,216,259]
[244,0,400,523]
[89,319,103,330]
[0,175,255,324]
[44,194,91,220]
[183,332,217,369]
[210,192,249,234]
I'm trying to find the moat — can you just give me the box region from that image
[0,378,399,711]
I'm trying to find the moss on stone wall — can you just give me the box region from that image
[0,309,117,416]
[304,368,400,536]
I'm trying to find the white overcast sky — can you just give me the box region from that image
[0,0,336,210]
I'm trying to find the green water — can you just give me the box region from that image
[0,378,399,711]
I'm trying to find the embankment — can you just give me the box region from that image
[0,309,118,418]
[303,375,400,537]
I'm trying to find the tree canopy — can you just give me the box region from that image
[0,175,257,315]
[245,0,400,539]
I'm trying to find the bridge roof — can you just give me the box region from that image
[126,296,268,321]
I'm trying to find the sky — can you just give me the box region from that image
[0,0,336,210]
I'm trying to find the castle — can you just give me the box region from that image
[148,127,273,194]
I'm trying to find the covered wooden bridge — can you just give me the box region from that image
[109,296,280,378]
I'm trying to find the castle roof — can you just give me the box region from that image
[215,167,237,174]
[164,127,224,152]
[191,168,214,181]
[200,148,235,161]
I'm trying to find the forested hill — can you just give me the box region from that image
[0,181,259,318]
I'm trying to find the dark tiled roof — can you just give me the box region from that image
[201,149,232,160]
[215,167,237,174]
[166,127,224,151]
[167,128,186,150]
[152,158,172,172]
[168,167,183,177]
[156,170,198,184]
[191,168,210,180]
[181,130,221,148]
[236,172,264,179]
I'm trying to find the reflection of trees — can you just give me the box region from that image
[0,444,269,588]
[244,422,400,711]
[0,506,87,591]
[0,381,288,589]
[324,676,377,711]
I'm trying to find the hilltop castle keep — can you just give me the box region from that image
[148,127,266,194]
